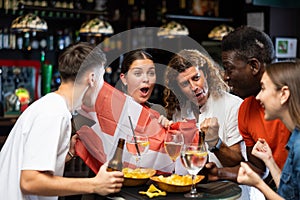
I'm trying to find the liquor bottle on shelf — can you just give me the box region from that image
[9,31,16,50]
[31,31,39,50]
[54,0,63,18]
[161,0,167,24]
[107,138,125,172]
[40,0,47,17]
[41,61,53,96]
[63,28,72,48]
[2,28,9,49]
[23,32,31,51]
[16,32,23,50]
[138,0,146,27]
[40,50,45,66]
[56,30,65,51]
[94,0,106,11]
[0,28,3,49]
[131,4,139,26]
[47,34,54,51]
[67,0,74,18]
[179,0,186,9]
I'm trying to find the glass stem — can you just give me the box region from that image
[136,155,141,168]
[190,174,198,195]
[172,160,176,174]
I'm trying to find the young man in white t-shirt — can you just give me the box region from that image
[0,42,124,200]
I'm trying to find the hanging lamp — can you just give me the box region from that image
[208,24,234,41]
[79,17,114,37]
[157,21,189,38]
[11,13,48,32]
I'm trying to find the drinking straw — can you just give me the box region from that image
[128,116,141,156]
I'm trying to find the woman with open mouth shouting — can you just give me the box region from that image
[117,49,170,128]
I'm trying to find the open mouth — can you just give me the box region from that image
[195,90,204,98]
[140,87,150,95]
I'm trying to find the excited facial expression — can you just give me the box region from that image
[256,72,282,121]
[121,59,156,104]
[176,66,209,107]
[222,51,258,99]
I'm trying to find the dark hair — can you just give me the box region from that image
[115,49,154,92]
[266,60,300,128]
[58,42,106,82]
[121,49,153,74]
[222,26,275,65]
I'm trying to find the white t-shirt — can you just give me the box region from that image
[0,93,72,200]
[173,91,245,170]
[173,91,265,200]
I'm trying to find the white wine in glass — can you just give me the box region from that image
[126,135,149,168]
[181,143,208,198]
[164,131,184,173]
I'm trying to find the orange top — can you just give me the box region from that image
[238,96,290,170]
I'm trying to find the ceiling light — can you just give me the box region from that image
[79,18,114,37]
[208,24,234,41]
[11,13,48,32]
[157,21,189,38]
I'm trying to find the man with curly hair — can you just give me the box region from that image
[164,49,245,171]
[163,48,265,199]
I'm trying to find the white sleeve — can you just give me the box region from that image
[22,114,69,173]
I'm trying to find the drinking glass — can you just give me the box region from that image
[164,131,184,173]
[180,143,208,198]
[126,135,149,168]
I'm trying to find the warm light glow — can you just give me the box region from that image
[11,13,48,32]
[79,18,114,36]
[208,24,234,41]
[157,21,189,38]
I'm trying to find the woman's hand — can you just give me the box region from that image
[252,138,273,163]
[158,115,172,128]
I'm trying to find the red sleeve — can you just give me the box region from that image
[238,97,256,147]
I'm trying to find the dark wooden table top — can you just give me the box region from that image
[88,180,242,200]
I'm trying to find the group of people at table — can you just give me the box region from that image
[0,25,299,200]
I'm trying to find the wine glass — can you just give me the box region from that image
[126,134,149,168]
[164,131,184,173]
[180,143,208,198]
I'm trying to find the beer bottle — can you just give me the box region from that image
[107,138,125,172]
[199,130,205,146]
